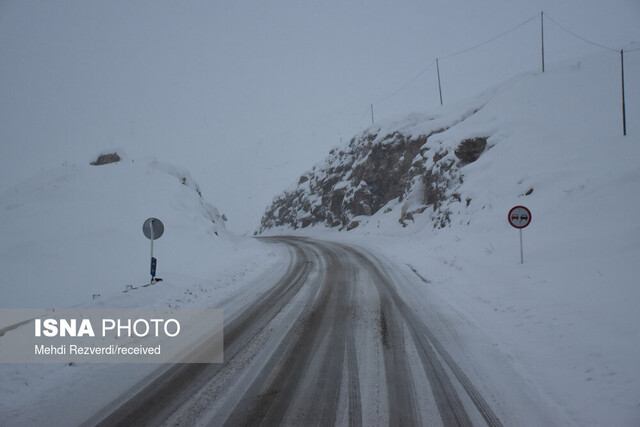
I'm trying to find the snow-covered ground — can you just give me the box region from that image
[0,154,282,425]
[0,151,266,309]
[1,38,639,427]
[262,51,640,425]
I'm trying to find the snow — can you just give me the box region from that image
[0,155,281,425]
[262,51,640,425]
[0,155,248,308]
[0,2,638,423]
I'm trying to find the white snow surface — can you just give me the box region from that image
[0,154,282,425]
[262,52,640,425]
[1,50,639,426]
[0,154,261,308]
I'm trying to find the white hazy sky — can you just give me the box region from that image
[1,0,639,233]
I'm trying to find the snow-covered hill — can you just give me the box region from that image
[259,51,640,236]
[0,151,259,308]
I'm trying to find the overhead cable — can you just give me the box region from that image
[440,14,539,60]
[544,13,619,53]
[374,60,436,105]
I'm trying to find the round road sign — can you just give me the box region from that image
[508,206,531,229]
[143,218,164,240]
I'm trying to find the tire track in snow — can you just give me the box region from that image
[91,236,502,426]
[92,241,314,426]
[222,239,362,426]
[348,244,503,427]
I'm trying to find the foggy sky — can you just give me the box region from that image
[1,0,638,232]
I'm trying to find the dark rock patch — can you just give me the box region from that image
[454,137,487,165]
[90,153,121,166]
[346,220,360,231]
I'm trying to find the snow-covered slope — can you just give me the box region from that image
[259,51,640,236]
[259,51,640,424]
[0,151,244,308]
[0,152,287,426]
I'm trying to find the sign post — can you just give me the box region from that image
[143,218,164,284]
[508,206,532,264]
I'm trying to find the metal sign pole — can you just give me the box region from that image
[143,217,164,285]
[150,219,155,284]
[520,228,523,264]
[508,206,531,265]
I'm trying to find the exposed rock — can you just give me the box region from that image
[433,150,448,164]
[346,220,360,231]
[258,112,490,232]
[454,137,487,165]
[90,153,121,166]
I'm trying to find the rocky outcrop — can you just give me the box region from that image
[454,137,487,165]
[90,153,121,166]
[259,115,490,232]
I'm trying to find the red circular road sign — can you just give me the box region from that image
[508,206,532,229]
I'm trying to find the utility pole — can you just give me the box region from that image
[541,11,545,73]
[621,49,627,136]
[436,58,443,106]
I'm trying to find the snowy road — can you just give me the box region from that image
[93,236,504,426]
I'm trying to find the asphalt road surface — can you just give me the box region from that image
[90,236,504,426]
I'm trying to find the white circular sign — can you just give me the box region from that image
[508,206,531,229]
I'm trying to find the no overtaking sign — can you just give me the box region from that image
[508,206,531,264]
[508,206,531,229]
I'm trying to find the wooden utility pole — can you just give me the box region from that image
[621,49,626,136]
[541,11,545,73]
[436,58,443,106]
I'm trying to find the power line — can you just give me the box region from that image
[371,14,539,109]
[348,13,541,134]
[343,106,375,140]
[544,13,619,53]
[373,60,436,105]
[344,11,635,139]
[440,14,539,60]
[373,14,539,108]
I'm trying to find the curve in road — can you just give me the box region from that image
[91,236,503,426]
